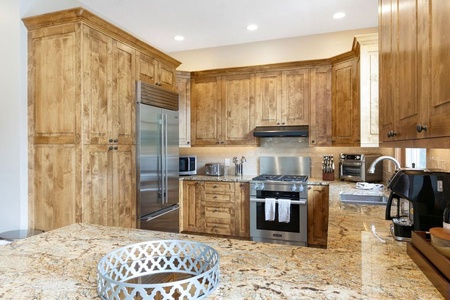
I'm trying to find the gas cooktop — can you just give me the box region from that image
[251,174,308,182]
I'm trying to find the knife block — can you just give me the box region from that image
[322,172,335,181]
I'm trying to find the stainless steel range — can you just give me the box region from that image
[250,156,310,246]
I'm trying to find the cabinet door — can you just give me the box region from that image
[158,60,176,91]
[332,58,360,146]
[182,181,204,232]
[82,27,113,145]
[33,144,80,231]
[426,0,450,138]
[112,41,136,145]
[310,66,332,146]
[177,73,191,146]
[83,144,136,228]
[307,185,329,248]
[255,71,282,126]
[30,24,80,145]
[191,77,222,145]
[235,183,250,238]
[222,74,257,145]
[136,51,158,86]
[395,0,420,140]
[379,0,397,142]
[282,69,310,125]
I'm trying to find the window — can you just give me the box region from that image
[405,148,426,168]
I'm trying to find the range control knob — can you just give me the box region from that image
[299,185,304,192]
[291,184,297,192]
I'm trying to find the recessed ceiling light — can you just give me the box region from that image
[246,24,258,31]
[174,35,184,41]
[333,12,346,19]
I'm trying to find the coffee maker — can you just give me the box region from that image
[385,169,450,241]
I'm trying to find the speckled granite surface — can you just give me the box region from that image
[0,181,443,299]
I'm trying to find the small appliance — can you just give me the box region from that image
[204,163,224,176]
[386,169,450,241]
[179,155,197,175]
[339,153,383,182]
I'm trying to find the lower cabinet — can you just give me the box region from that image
[307,184,329,248]
[181,181,250,238]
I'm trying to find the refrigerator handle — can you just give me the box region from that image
[164,113,169,204]
[160,113,165,204]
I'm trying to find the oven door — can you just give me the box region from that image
[339,161,364,181]
[250,197,307,246]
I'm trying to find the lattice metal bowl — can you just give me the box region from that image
[97,240,220,300]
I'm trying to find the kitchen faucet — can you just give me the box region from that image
[367,156,401,173]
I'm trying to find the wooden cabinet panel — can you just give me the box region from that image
[177,71,191,146]
[30,24,80,144]
[255,71,282,126]
[136,52,176,91]
[307,185,329,248]
[282,69,310,125]
[222,74,256,145]
[332,58,360,146]
[32,144,79,231]
[310,66,332,146]
[191,77,222,145]
[83,145,136,228]
[182,181,204,232]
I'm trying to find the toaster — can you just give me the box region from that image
[204,163,224,176]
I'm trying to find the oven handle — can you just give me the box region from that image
[250,197,307,205]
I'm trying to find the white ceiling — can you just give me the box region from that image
[25,0,379,53]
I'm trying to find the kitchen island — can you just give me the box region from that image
[0,182,443,299]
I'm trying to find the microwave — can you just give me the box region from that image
[179,155,197,175]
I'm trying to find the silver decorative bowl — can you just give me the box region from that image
[97,240,220,300]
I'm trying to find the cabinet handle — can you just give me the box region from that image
[114,146,118,150]
[213,185,217,188]
[416,124,428,133]
[108,146,113,151]
[213,196,218,199]
[187,141,190,144]
[113,139,118,143]
[109,139,113,143]
[387,130,397,138]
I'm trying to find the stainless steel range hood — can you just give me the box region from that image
[253,125,309,137]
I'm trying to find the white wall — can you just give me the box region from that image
[0,0,27,232]
[170,27,377,71]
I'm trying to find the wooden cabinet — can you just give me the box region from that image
[307,184,329,248]
[181,181,250,238]
[309,66,332,146]
[379,0,450,147]
[190,74,257,146]
[137,51,176,91]
[255,69,309,126]
[24,8,179,231]
[331,54,360,146]
[177,71,191,146]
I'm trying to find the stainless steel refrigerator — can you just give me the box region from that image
[136,81,180,233]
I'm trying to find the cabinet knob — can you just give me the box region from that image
[108,146,113,151]
[113,139,118,143]
[114,146,118,150]
[187,141,190,144]
[387,130,397,138]
[109,139,113,143]
[416,124,428,133]
[213,185,217,188]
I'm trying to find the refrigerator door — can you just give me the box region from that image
[162,108,179,209]
[137,104,163,218]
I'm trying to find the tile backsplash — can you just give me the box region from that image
[180,138,394,180]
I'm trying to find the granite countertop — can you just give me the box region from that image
[0,182,443,299]
[180,175,330,186]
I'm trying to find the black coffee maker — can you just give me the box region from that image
[385,169,450,241]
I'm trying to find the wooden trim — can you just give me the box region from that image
[22,7,181,68]
[191,59,332,78]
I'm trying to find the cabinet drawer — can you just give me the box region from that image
[204,193,233,202]
[204,182,235,193]
[205,206,232,219]
[204,221,231,236]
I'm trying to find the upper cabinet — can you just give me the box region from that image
[379,0,450,147]
[255,69,310,126]
[190,72,257,146]
[137,51,177,91]
[189,62,332,147]
[331,53,360,146]
[177,71,191,147]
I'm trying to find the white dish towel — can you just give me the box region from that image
[277,199,291,223]
[264,198,276,221]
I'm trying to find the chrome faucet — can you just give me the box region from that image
[367,156,401,173]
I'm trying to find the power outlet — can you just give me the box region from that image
[224,158,231,167]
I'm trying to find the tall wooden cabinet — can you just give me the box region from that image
[24,8,180,231]
[379,0,450,147]
[307,184,329,248]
